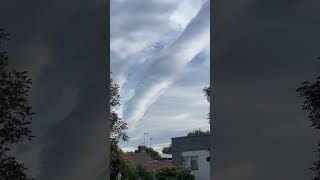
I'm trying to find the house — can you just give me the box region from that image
[160,153,172,161]
[171,135,210,180]
[126,149,154,166]
[126,149,173,173]
[144,160,174,172]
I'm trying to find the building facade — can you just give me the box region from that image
[171,135,210,180]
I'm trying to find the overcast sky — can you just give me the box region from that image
[110,0,210,152]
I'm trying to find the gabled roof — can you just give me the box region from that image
[144,160,174,171]
[125,152,154,165]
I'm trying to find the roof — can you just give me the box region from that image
[171,135,210,166]
[160,154,172,159]
[144,160,174,171]
[171,134,210,140]
[171,135,210,152]
[125,152,154,165]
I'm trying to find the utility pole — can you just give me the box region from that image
[144,133,149,146]
[150,137,152,147]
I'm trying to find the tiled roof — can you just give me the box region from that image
[126,152,139,161]
[125,152,154,165]
[144,160,174,171]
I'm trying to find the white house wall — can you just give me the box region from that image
[182,150,210,180]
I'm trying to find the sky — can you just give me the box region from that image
[110,0,210,152]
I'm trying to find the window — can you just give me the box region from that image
[191,156,199,170]
[182,156,191,170]
[182,155,199,170]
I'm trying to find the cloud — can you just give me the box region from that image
[122,0,210,134]
[119,79,210,149]
[110,0,205,86]
[121,142,171,154]
[110,1,210,151]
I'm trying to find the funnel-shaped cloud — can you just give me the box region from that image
[123,1,210,134]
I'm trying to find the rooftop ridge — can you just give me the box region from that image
[171,134,210,139]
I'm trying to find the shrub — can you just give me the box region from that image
[127,164,153,180]
[155,167,194,180]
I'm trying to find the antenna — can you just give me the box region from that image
[144,133,149,146]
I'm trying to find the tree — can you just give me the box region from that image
[110,145,134,179]
[297,78,320,129]
[127,164,153,180]
[110,78,130,179]
[0,29,35,179]
[135,145,161,161]
[162,145,172,154]
[110,79,128,146]
[203,86,210,103]
[155,167,194,180]
[297,58,320,180]
[187,129,210,137]
[203,86,211,124]
[110,146,153,180]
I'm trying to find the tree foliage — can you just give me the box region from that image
[155,167,194,180]
[297,78,320,129]
[135,145,161,160]
[0,29,34,180]
[187,129,210,137]
[110,144,134,180]
[110,79,128,146]
[110,146,153,180]
[203,86,210,103]
[297,60,320,180]
[127,164,153,180]
[162,145,172,154]
[0,156,31,180]
[110,78,130,179]
[203,86,211,124]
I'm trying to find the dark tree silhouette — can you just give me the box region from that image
[162,144,172,154]
[203,86,210,103]
[110,79,128,146]
[0,29,34,180]
[297,57,320,180]
[297,78,320,130]
[203,86,211,124]
[110,78,130,179]
[187,129,210,137]
[135,145,161,160]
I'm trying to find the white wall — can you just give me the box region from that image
[182,150,210,180]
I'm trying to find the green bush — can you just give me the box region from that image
[127,164,153,180]
[110,144,136,180]
[155,167,194,180]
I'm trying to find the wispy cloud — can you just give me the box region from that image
[122,0,209,131]
[111,0,210,150]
